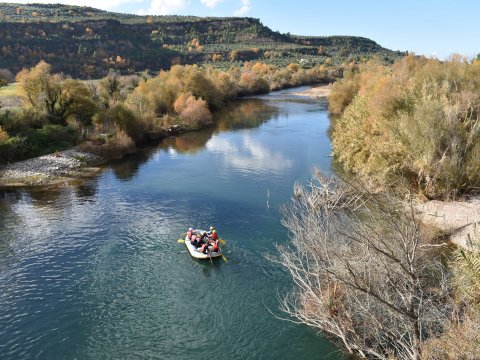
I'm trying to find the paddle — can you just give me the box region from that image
[178,239,185,243]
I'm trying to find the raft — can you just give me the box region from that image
[185,231,222,260]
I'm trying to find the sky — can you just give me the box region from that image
[5,0,479,59]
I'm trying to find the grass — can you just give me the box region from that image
[0,83,19,97]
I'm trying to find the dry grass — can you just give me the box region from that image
[0,82,19,97]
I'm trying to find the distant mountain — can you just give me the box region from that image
[0,3,406,78]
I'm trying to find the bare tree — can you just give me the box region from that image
[271,173,451,359]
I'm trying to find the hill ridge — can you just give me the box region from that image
[0,2,405,78]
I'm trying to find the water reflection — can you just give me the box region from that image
[207,134,293,176]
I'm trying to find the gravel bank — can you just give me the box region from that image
[290,84,332,98]
[0,149,104,187]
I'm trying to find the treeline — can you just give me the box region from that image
[0,3,404,78]
[0,61,332,163]
[330,55,480,199]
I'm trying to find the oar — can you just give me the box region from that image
[178,239,185,243]
[219,238,227,245]
[221,254,228,262]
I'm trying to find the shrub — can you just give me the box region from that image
[331,55,480,199]
[173,93,212,128]
[93,104,145,142]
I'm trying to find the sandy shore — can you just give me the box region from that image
[0,149,104,187]
[416,199,480,248]
[290,84,332,98]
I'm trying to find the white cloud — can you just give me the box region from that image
[143,0,190,15]
[200,0,223,9]
[234,0,250,16]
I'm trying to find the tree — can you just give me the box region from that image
[16,61,63,121]
[98,69,121,106]
[272,174,451,360]
[16,61,97,126]
[0,68,13,88]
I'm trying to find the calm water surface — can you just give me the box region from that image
[0,87,342,359]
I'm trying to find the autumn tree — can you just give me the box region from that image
[16,61,97,126]
[98,69,121,106]
[173,92,212,128]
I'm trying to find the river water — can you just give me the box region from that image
[0,87,341,359]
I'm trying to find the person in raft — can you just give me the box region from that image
[187,227,194,240]
[210,229,218,241]
[212,238,220,253]
[206,226,214,237]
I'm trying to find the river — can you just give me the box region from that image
[0,87,341,359]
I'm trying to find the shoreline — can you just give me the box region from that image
[290,84,332,98]
[0,84,329,188]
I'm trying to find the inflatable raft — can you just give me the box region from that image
[185,231,222,260]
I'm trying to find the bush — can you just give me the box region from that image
[0,125,79,163]
[331,55,480,199]
[93,104,145,142]
[173,93,212,128]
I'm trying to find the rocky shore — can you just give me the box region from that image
[0,149,104,187]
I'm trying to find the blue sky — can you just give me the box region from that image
[7,0,479,58]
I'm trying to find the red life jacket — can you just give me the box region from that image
[212,240,219,252]
[211,232,218,240]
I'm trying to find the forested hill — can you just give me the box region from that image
[0,3,406,78]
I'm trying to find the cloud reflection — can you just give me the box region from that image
[206,134,293,176]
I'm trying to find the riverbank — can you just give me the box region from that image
[416,198,480,248]
[0,148,104,187]
[290,84,332,98]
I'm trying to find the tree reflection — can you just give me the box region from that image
[109,147,157,181]
[160,98,280,154]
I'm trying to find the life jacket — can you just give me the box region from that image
[212,240,219,252]
[211,232,218,240]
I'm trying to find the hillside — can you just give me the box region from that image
[0,3,406,78]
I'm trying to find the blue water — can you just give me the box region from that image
[0,88,341,359]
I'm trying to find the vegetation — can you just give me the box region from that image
[330,55,480,199]
[0,3,404,78]
[0,59,332,163]
[273,175,451,359]
[275,174,480,359]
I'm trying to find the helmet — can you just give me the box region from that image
[213,230,216,233]
[189,227,193,231]
[210,226,214,230]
